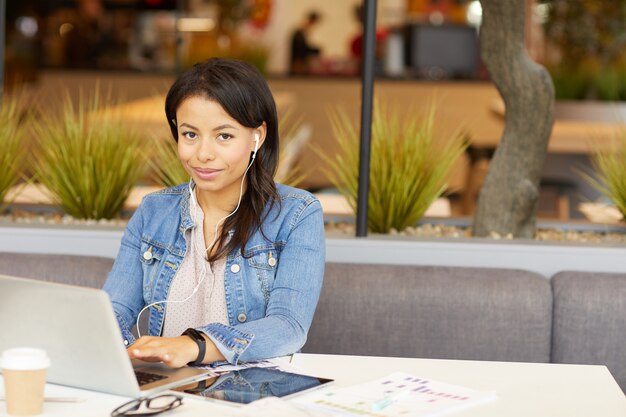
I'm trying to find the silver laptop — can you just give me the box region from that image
[0,274,211,398]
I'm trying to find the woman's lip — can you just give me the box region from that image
[193,167,222,180]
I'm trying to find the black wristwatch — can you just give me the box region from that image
[182,328,206,366]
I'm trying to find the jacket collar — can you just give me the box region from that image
[180,179,235,237]
[179,180,195,233]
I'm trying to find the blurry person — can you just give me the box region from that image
[349,4,388,74]
[289,11,322,75]
[65,0,115,68]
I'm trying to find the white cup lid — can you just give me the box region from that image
[1,348,50,370]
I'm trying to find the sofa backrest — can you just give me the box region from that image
[551,271,626,392]
[0,252,113,288]
[8,251,623,393]
[303,262,553,364]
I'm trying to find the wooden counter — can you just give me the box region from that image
[30,72,624,196]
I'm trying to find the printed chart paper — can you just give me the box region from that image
[292,371,496,417]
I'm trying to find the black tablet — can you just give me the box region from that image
[171,367,333,405]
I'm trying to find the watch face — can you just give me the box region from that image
[186,329,207,343]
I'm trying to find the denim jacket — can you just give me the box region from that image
[103,183,325,364]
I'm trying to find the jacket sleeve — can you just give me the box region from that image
[103,204,146,346]
[198,199,326,364]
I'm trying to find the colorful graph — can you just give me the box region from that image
[292,372,496,417]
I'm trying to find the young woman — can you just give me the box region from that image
[103,58,325,368]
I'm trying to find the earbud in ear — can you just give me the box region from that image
[253,133,260,154]
[251,133,259,161]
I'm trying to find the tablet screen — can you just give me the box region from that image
[171,367,333,405]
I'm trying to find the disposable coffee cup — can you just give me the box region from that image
[1,348,50,416]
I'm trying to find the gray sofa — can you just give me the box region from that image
[304,264,553,363]
[1,253,624,392]
[0,252,114,288]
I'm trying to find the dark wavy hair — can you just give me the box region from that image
[165,58,280,261]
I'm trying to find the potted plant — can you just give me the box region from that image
[322,100,468,234]
[31,89,147,220]
[0,92,30,210]
[579,134,626,224]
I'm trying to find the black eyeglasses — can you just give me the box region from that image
[111,394,183,417]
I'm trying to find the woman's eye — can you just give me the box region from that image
[182,131,197,140]
[217,133,233,141]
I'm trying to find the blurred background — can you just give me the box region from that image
[5,0,488,78]
[4,1,626,223]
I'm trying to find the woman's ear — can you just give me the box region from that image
[254,122,267,152]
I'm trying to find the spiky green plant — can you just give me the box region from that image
[0,92,30,210]
[585,135,626,220]
[150,111,307,188]
[150,136,188,188]
[275,110,308,187]
[33,91,147,219]
[323,101,468,233]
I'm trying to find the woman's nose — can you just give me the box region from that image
[197,138,216,162]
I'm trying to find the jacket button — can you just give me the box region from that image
[230,264,240,273]
[237,313,247,322]
[268,257,277,267]
[143,251,153,261]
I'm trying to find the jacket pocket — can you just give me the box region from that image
[245,247,279,303]
[139,240,166,301]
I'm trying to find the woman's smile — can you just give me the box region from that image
[192,167,223,181]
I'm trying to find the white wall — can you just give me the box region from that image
[241,0,406,74]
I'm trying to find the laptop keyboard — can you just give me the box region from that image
[135,371,167,386]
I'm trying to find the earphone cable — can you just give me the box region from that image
[135,148,257,338]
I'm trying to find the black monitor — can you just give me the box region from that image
[405,23,479,80]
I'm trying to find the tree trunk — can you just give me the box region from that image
[473,0,555,238]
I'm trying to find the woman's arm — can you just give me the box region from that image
[127,199,324,367]
[103,207,146,346]
[126,333,225,367]
[199,198,326,364]
[119,197,325,367]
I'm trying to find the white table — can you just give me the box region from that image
[1,354,624,416]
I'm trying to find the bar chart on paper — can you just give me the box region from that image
[292,372,497,417]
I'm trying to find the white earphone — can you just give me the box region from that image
[135,130,261,337]
[252,132,259,159]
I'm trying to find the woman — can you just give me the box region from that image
[103,58,325,368]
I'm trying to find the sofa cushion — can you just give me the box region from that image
[303,262,552,363]
[552,271,626,392]
[0,252,114,288]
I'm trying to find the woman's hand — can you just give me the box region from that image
[128,335,198,368]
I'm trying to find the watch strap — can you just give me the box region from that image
[182,328,206,366]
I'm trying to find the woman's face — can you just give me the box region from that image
[176,96,264,200]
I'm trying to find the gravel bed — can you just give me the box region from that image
[0,210,129,228]
[324,221,626,244]
[2,210,625,244]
